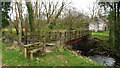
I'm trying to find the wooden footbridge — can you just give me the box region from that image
[23,29,91,60]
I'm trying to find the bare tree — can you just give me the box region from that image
[14,1,22,44]
[88,0,100,19]
[9,3,19,35]
[28,0,68,36]
[61,8,89,30]
[41,1,64,34]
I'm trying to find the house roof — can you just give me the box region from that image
[89,17,108,25]
[98,18,107,24]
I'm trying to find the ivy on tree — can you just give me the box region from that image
[2,2,11,28]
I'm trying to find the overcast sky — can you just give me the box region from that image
[42,0,97,14]
[70,0,96,12]
[9,0,98,20]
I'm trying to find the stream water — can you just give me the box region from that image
[89,55,115,66]
[76,49,116,66]
[71,39,120,67]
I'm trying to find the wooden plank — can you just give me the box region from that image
[26,39,43,42]
[65,35,89,45]
[24,44,34,47]
[34,42,42,45]
[26,34,41,37]
[23,42,42,47]
[29,48,43,53]
[46,43,55,46]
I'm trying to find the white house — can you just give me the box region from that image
[89,18,108,32]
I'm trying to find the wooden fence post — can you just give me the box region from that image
[30,53,33,60]
[79,30,81,38]
[70,31,72,40]
[66,31,68,41]
[24,35,27,45]
[55,31,57,41]
[24,47,27,59]
[82,31,84,36]
[64,32,67,42]
[76,31,78,38]
[49,32,52,40]
[88,30,90,35]
[42,35,46,54]
[59,32,62,46]
[84,30,86,36]
[74,31,77,39]
[85,30,86,36]
[68,31,70,41]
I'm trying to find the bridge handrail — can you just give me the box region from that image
[24,29,91,44]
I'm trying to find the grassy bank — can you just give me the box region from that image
[91,31,110,50]
[92,31,109,41]
[2,43,100,66]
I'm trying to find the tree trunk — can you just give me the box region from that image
[26,2,34,34]
[114,2,120,53]
[15,26,19,35]
[109,11,115,47]
[18,18,22,44]
[16,2,22,44]
[21,22,24,36]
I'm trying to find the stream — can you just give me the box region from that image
[89,55,115,66]
[76,49,117,66]
[71,39,120,67]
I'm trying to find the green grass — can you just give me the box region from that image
[92,31,109,41]
[2,43,100,66]
[2,29,103,66]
